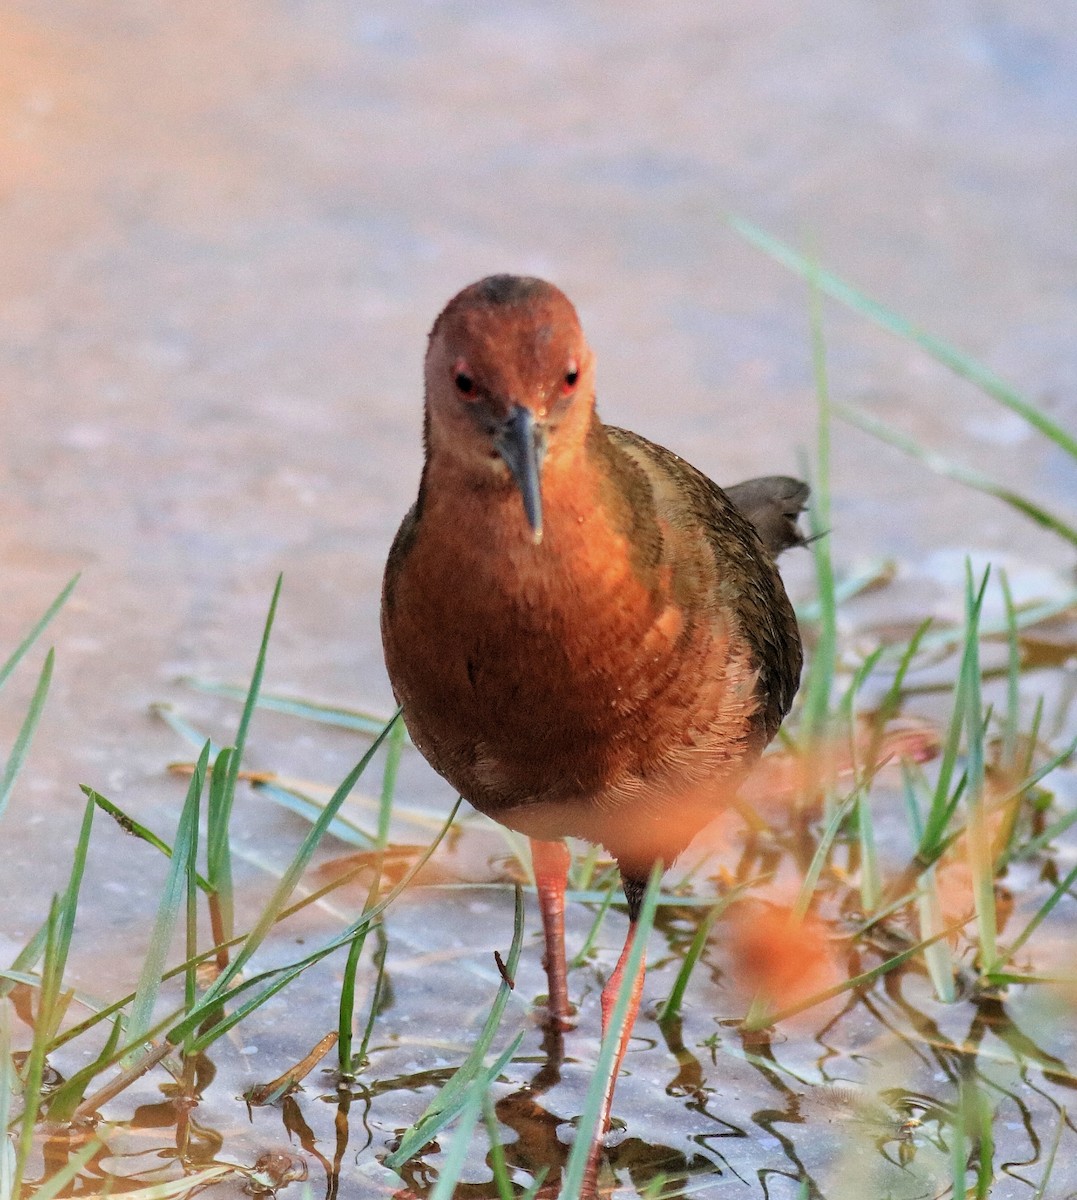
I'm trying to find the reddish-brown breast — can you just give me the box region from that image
[381,275,803,878]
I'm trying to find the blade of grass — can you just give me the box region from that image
[792,791,860,922]
[657,905,719,1026]
[995,858,1077,969]
[15,898,61,1179]
[0,574,77,693]
[726,216,1077,460]
[0,1002,14,1197]
[837,404,1077,549]
[81,787,212,892]
[178,677,396,737]
[126,743,210,1056]
[856,792,882,913]
[917,569,991,861]
[254,780,377,848]
[903,731,956,1002]
[426,1086,486,1200]
[798,262,837,749]
[351,922,389,1073]
[385,887,526,1168]
[999,570,1020,772]
[962,563,999,976]
[340,709,407,1071]
[0,649,54,823]
[917,864,956,1004]
[150,703,221,755]
[568,877,617,970]
[205,574,283,948]
[1032,1107,1066,1200]
[560,865,662,1199]
[483,1092,518,1200]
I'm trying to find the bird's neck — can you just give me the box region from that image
[418,413,657,594]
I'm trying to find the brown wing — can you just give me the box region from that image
[604,427,805,743]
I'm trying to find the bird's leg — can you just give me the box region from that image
[595,919,646,1135]
[529,836,574,1030]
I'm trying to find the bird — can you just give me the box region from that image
[381,274,806,1137]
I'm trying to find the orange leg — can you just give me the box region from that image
[595,920,646,1135]
[530,837,573,1029]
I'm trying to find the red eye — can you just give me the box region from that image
[453,359,476,396]
[562,360,579,395]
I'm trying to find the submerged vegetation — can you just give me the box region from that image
[3,234,1076,1198]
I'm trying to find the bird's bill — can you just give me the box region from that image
[494,404,545,544]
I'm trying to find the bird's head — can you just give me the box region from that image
[423,274,596,544]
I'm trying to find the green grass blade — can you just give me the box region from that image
[916,864,956,1004]
[560,866,662,1198]
[793,792,859,922]
[253,780,377,848]
[856,791,882,913]
[126,743,210,1054]
[81,786,212,892]
[15,898,61,1178]
[385,886,526,1168]
[962,563,998,975]
[1032,1107,1066,1200]
[178,677,396,736]
[837,404,1077,548]
[0,1001,15,1196]
[427,1086,486,1200]
[378,716,406,847]
[997,858,1077,967]
[657,906,718,1026]
[0,575,77,693]
[483,1092,516,1200]
[353,923,389,1071]
[150,703,220,755]
[1000,570,1020,771]
[798,267,838,747]
[726,215,1077,460]
[206,746,235,950]
[205,576,283,939]
[569,877,617,970]
[0,649,54,823]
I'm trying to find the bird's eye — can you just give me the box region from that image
[562,361,579,395]
[454,371,475,396]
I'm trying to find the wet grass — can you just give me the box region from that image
[3,238,1077,1198]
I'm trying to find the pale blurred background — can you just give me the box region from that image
[2,0,1074,933]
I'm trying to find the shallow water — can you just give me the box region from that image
[3,0,1077,1195]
